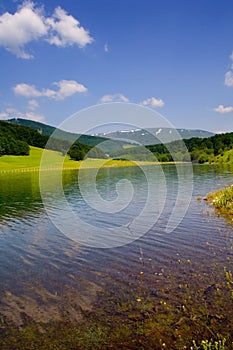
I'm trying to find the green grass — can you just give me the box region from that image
[0,147,65,171]
[0,146,156,173]
[191,338,227,350]
[207,185,233,223]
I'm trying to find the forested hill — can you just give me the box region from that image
[146,131,233,163]
[0,120,48,156]
[8,118,107,147]
[0,120,106,159]
[8,118,131,153]
[108,131,233,163]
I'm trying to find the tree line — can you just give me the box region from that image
[108,131,233,163]
[146,132,233,163]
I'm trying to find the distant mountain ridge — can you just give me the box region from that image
[96,128,215,145]
[8,118,215,148]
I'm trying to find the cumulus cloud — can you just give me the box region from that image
[100,93,129,103]
[140,97,164,108]
[0,107,45,122]
[0,1,93,58]
[0,1,47,58]
[214,104,233,114]
[13,80,87,100]
[13,83,47,97]
[53,80,87,99]
[46,7,93,48]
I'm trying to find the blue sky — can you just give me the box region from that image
[1,0,233,133]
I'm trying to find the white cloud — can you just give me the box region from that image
[141,97,164,108]
[224,71,233,87]
[53,80,87,99]
[100,93,129,103]
[214,104,233,114]
[0,107,45,122]
[46,6,93,48]
[13,83,45,97]
[0,1,47,59]
[0,2,93,58]
[13,80,87,100]
[28,99,39,110]
[104,43,109,53]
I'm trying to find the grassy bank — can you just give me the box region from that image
[200,149,233,165]
[207,185,233,223]
[0,146,156,173]
[213,149,233,165]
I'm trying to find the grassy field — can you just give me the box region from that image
[0,146,156,173]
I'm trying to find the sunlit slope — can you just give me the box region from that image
[0,146,149,172]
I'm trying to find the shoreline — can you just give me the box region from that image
[207,185,233,224]
[0,161,160,174]
[1,159,227,175]
[0,160,187,174]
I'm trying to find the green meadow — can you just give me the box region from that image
[0,146,155,173]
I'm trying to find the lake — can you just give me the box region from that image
[0,164,233,347]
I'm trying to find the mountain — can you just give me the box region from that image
[97,127,215,145]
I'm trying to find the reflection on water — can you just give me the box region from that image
[0,165,232,325]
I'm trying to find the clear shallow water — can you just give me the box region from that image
[0,164,232,324]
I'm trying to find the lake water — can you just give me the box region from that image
[0,164,233,326]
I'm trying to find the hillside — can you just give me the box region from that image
[0,120,48,156]
[213,149,233,164]
[147,132,233,163]
[108,131,233,163]
[8,118,56,136]
[0,120,106,159]
[8,118,125,150]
